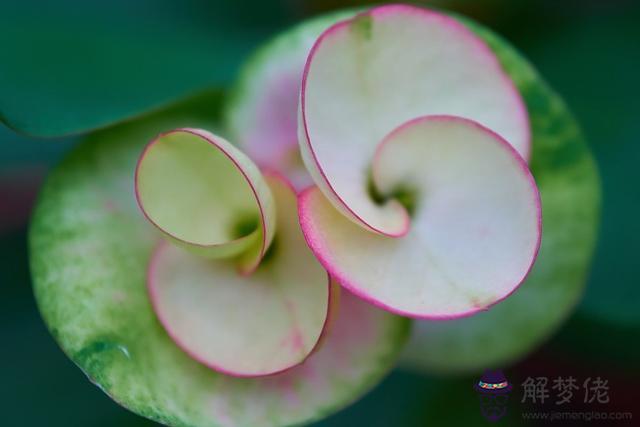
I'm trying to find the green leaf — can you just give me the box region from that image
[224,7,600,373]
[29,90,409,426]
[400,17,600,373]
[521,10,640,365]
[0,0,293,137]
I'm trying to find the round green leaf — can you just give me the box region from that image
[400,17,600,373]
[29,94,409,426]
[520,11,640,365]
[225,7,599,372]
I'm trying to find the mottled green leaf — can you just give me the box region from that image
[522,11,640,365]
[29,90,409,426]
[224,8,600,373]
[401,18,600,373]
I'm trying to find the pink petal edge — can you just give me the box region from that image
[298,115,541,320]
[147,172,336,378]
[134,128,270,275]
[299,4,530,240]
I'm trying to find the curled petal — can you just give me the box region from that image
[299,5,530,236]
[148,174,335,376]
[135,128,275,273]
[300,116,541,318]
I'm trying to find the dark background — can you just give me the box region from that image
[1,0,638,425]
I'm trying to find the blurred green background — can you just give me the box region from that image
[1,0,638,425]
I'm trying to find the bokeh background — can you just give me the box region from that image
[1,0,638,425]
